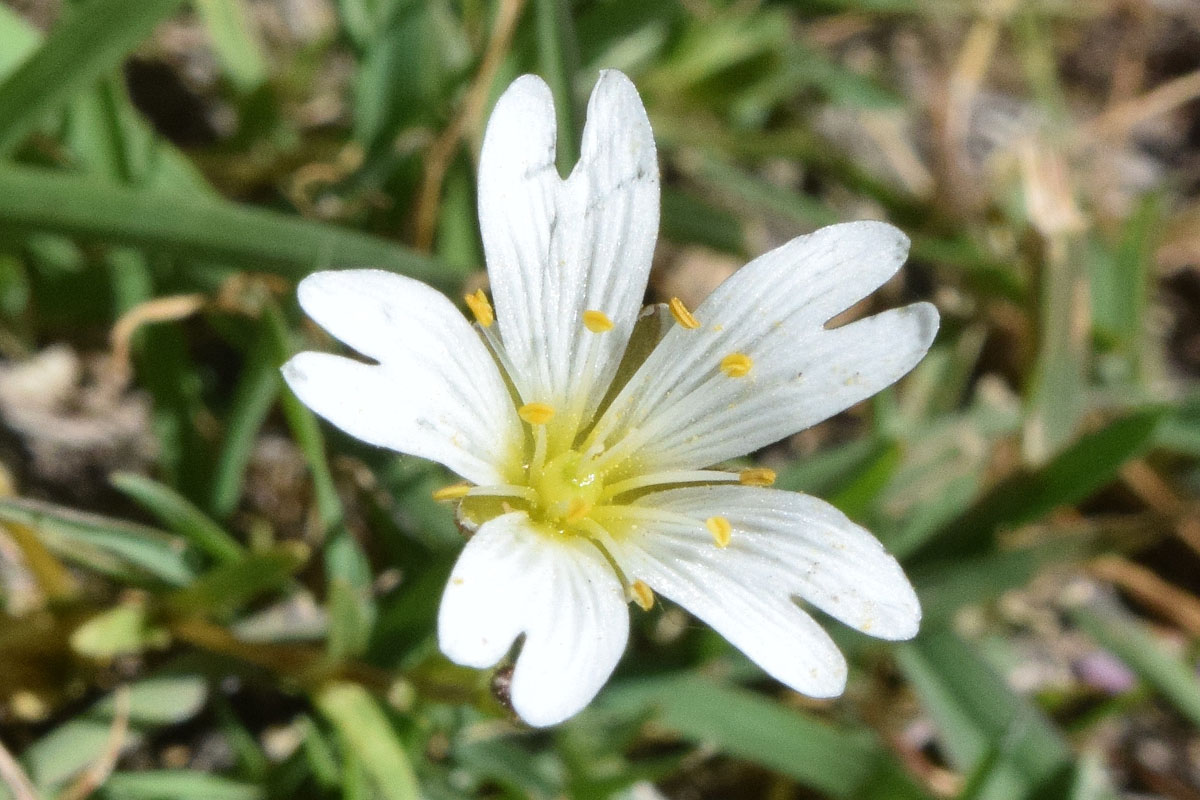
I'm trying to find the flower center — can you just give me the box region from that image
[530,449,605,530]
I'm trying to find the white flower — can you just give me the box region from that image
[282,70,939,727]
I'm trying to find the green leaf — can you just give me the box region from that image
[99,771,263,800]
[0,0,187,155]
[0,496,195,585]
[111,472,246,564]
[914,538,1100,627]
[1024,232,1090,463]
[194,0,268,93]
[209,322,282,519]
[167,545,308,619]
[0,164,450,289]
[263,300,376,660]
[775,437,884,495]
[0,5,41,80]
[535,0,582,172]
[1069,600,1200,729]
[23,675,207,791]
[660,186,746,254]
[897,628,1072,800]
[315,682,420,800]
[70,602,169,658]
[601,675,929,799]
[911,410,1163,562]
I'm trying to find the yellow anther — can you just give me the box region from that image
[720,352,753,377]
[668,297,700,329]
[739,467,776,487]
[518,402,555,425]
[583,309,614,332]
[564,497,593,523]
[630,579,655,611]
[464,288,494,328]
[432,483,471,501]
[706,516,732,548]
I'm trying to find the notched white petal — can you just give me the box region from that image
[285,269,522,486]
[438,513,629,727]
[600,484,919,696]
[477,71,659,430]
[588,223,938,472]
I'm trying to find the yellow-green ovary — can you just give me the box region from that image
[530,450,604,528]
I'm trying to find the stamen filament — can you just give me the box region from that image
[432,483,471,501]
[601,470,740,500]
[466,484,539,504]
[530,423,549,480]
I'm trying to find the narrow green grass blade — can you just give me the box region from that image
[264,300,375,660]
[897,628,1071,799]
[775,437,884,494]
[536,0,581,171]
[601,675,930,799]
[194,0,269,93]
[0,0,187,155]
[1070,601,1200,728]
[0,5,41,78]
[209,323,282,519]
[0,164,449,288]
[168,546,307,619]
[112,471,246,564]
[912,409,1163,562]
[22,675,207,792]
[100,772,263,800]
[1024,234,1090,463]
[659,187,746,254]
[0,496,195,585]
[315,682,420,800]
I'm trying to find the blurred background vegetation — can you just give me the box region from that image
[0,0,1199,798]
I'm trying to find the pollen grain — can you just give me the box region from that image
[739,467,776,487]
[705,516,732,548]
[432,482,472,501]
[583,310,614,332]
[668,297,700,329]
[630,580,655,611]
[720,352,753,377]
[518,402,556,425]
[464,288,494,327]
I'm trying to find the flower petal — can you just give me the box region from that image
[588,222,938,473]
[282,269,521,486]
[597,484,919,696]
[438,513,629,727]
[477,71,658,434]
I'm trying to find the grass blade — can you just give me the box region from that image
[897,628,1071,798]
[315,682,420,800]
[0,164,449,288]
[0,0,187,155]
[111,472,246,565]
[1069,598,1200,729]
[601,675,930,799]
[0,496,195,585]
[194,0,269,93]
[911,410,1163,562]
[209,323,282,519]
